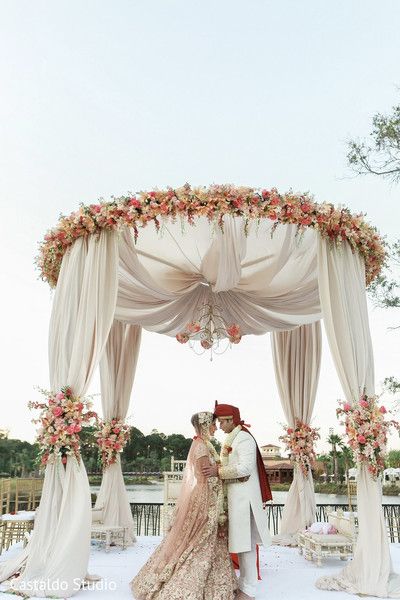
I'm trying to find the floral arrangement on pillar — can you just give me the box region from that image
[279,419,320,477]
[28,386,98,467]
[95,418,131,469]
[337,393,400,478]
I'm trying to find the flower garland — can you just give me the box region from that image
[37,184,385,289]
[337,393,400,479]
[279,419,320,477]
[28,386,98,466]
[220,425,242,465]
[95,418,131,469]
[218,424,243,525]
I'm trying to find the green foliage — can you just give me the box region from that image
[0,425,195,476]
[0,436,39,476]
[347,102,400,183]
[347,99,400,393]
[386,449,400,468]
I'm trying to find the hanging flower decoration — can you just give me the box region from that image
[279,419,320,477]
[95,418,131,469]
[337,393,400,479]
[175,303,242,355]
[37,184,385,289]
[28,386,98,467]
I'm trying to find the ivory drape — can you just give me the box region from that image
[271,322,321,546]
[115,220,322,333]
[94,320,142,544]
[0,231,119,597]
[316,240,400,597]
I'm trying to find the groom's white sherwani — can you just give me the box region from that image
[219,430,272,553]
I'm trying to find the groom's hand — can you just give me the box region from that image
[202,464,219,477]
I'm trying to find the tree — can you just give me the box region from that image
[347,102,400,183]
[327,433,342,483]
[347,99,400,395]
[386,449,400,468]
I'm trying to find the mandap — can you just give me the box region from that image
[1,184,399,598]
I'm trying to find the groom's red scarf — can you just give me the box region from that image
[214,402,272,504]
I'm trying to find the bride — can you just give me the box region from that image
[130,411,237,600]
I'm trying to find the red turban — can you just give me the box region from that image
[214,401,272,504]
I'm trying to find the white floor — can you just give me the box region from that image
[2,537,400,599]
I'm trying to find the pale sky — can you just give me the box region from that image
[0,0,399,453]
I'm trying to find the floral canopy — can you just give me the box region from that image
[2,184,399,599]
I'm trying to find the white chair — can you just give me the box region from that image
[298,509,357,566]
[162,471,184,534]
[90,505,127,552]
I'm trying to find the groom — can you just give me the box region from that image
[202,402,272,600]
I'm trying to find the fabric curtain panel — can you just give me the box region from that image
[271,321,321,545]
[0,231,119,598]
[115,220,322,334]
[316,239,400,597]
[95,320,142,544]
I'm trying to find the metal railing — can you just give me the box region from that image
[130,502,400,542]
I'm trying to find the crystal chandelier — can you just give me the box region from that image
[175,303,242,361]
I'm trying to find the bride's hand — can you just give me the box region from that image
[202,464,219,477]
[218,524,228,539]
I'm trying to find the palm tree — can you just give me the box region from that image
[327,433,342,483]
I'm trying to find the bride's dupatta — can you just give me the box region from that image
[131,436,237,600]
[154,438,215,577]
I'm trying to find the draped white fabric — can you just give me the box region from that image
[1,212,391,599]
[271,322,321,546]
[115,217,322,333]
[0,231,119,597]
[95,321,142,544]
[316,240,400,597]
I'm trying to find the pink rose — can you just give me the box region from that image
[50,435,58,444]
[201,339,212,350]
[113,428,121,434]
[52,407,63,417]
[287,428,294,435]
[359,400,369,408]
[73,424,82,433]
[55,392,65,401]
[357,434,366,444]
[66,425,75,435]
[176,332,189,344]
[379,406,387,414]
[343,402,351,412]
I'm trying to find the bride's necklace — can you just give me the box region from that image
[220,425,242,466]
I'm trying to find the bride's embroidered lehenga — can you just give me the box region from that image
[130,436,237,600]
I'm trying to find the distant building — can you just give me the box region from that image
[265,462,294,484]
[260,444,281,460]
[261,443,294,483]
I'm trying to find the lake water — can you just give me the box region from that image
[90,482,400,504]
